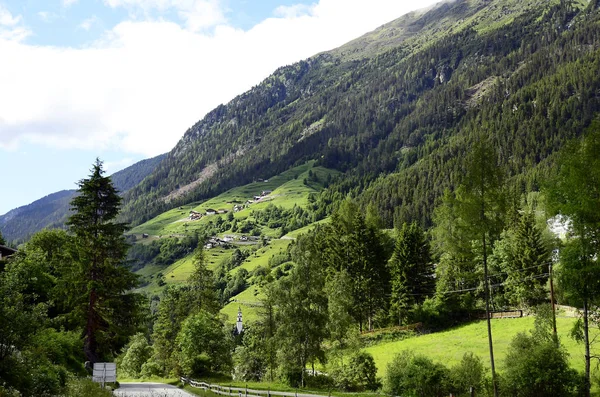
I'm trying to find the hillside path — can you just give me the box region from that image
[113,382,194,396]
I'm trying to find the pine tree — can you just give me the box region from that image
[187,247,219,315]
[67,158,141,363]
[389,222,434,325]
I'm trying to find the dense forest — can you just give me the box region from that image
[121,0,600,232]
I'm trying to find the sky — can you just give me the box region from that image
[0,0,440,216]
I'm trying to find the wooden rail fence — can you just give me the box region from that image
[179,378,330,397]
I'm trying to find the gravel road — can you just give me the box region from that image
[113,382,195,397]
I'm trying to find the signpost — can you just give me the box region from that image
[92,362,117,388]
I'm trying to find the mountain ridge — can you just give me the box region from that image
[0,153,166,244]
[121,0,598,229]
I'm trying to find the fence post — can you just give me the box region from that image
[245,384,248,397]
[470,386,475,397]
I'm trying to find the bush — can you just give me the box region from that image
[502,332,580,397]
[384,350,449,397]
[61,377,112,397]
[448,353,484,397]
[140,359,163,378]
[119,333,153,378]
[330,352,381,391]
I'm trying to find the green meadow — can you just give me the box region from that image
[365,316,594,377]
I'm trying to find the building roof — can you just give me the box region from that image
[0,245,17,258]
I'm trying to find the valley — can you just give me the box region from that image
[2,0,600,396]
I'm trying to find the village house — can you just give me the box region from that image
[0,245,17,261]
[261,190,272,196]
[205,209,217,215]
[189,210,203,220]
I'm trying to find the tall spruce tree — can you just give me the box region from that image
[389,222,434,325]
[547,122,600,397]
[67,158,141,363]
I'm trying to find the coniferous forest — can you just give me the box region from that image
[3,0,600,396]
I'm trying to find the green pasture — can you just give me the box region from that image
[231,239,291,276]
[366,316,594,377]
[128,161,338,238]
[221,285,264,324]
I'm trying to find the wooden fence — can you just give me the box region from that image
[179,378,330,397]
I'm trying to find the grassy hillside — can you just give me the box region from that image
[365,316,594,377]
[129,161,337,238]
[130,162,334,317]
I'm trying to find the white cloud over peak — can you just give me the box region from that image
[0,0,439,157]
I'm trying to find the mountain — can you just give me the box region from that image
[119,0,600,229]
[0,154,166,244]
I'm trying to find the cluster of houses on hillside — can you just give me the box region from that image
[247,190,272,204]
[188,208,229,221]
[204,234,260,249]
[187,190,273,221]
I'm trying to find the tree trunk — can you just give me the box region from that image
[84,288,98,363]
[483,233,498,397]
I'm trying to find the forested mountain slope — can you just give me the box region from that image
[121,0,600,228]
[0,154,166,243]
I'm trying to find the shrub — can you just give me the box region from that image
[330,351,380,391]
[61,377,112,397]
[384,350,449,397]
[448,352,484,397]
[140,359,163,378]
[502,332,580,397]
[119,333,153,378]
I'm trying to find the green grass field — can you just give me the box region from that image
[231,239,291,276]
[129,161,337,298]
[221,285,264,324]
[129,161,339,238]
[365,316,593,377]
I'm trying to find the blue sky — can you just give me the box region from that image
[0,0,438,216]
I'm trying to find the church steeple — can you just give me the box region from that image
[236,307,243,334]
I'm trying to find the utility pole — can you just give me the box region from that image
[549,263,557,338]
[483,232,498,397]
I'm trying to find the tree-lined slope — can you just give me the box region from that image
[122,0,600,230]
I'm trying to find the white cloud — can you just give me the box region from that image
[0,6,30,42]
[105,157,135,174]
[0,0,439,157]
[104,0,227,31]
[62,0,79,7]
[273,3,314,19]
[37,11,60,23]
[79,15,100,31]
[0,5,21,26]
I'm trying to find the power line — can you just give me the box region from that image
[410,272,550,296]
